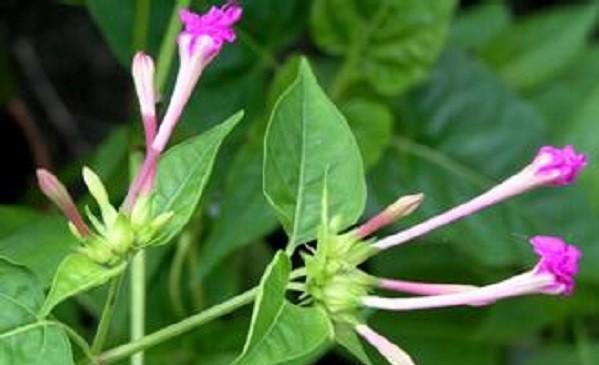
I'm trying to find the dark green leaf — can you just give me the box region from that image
[449,3,511,51]
[86,0,174,66]
[341,99,392,168]
[480,4,599,90]
[263,59,366,249]
[0,213,78,286]
[151,111,243,246]
[198,138,278,279]
[0,257,73,364]
[311,0,456,96]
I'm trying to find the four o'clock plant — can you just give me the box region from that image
[27,2,592,365]
[298,145,586,365]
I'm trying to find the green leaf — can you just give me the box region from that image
[311,0,456,96]
[449,3,511,51]
[198,138,278,279]
[151,111,244,246]
[371,50,546,267]
[40,253,126,317]
[263,59,366,249]
[0,257,73,364]
[341,99,392,169]
[525,344,599,365]
[234,251,333,365]
[86,0,174,66]
[334,322,374,365]
[0,213,78,286]
[480,4,599,90]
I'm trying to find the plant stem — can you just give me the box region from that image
[97,287,258,365]
[156,0,192,91]
[574,318,593,365]
[130,250,146,365]
[169,231,193,316]
[132,0,151,51]
[91,274,124,354]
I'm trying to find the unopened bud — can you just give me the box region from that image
[357,193,424,238]
[82,167,117,226]
[37,169,90,237]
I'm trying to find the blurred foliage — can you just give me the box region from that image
[1,0,599,365]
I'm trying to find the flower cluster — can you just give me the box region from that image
[37,2,242,265]
[301,145,586,365]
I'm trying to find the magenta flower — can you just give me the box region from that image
[179,2,242,58]
[530,145,587,186]
[373,145,588,250]
[531,235,581,295]
[152,2,242,154]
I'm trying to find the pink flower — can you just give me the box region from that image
[152,2,242,153]
[530,235,581,295]
[531,145,587,186]
[363,236,582,311]
[374,145,588,250]
[179,2,242,58]
[131,52,157,147]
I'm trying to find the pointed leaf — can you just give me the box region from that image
[40,253,126,317]
[234,251,334,365]
[263,59,366,249]
[0,257,73,364]
[311,0,456,95]
[150,111,244,246]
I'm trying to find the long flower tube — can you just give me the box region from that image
[364,236,581,311]
[374,145,587,250]
[122,2,242,212]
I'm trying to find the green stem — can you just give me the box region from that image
[130,251,146,365]
[156,0,193,91]
[329,0,392,101]
[91,274,124,354]
[132,0,151,50]
[169,231,193,316]
[97,287,258,365]
[574,318,593,365]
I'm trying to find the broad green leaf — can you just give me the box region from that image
[311,0,456,96]
[40,253,126,317]
[86,0,174,65]
[0,257,73,365]
[263,59,366,249]
[241,0,309,50]
[371,50,545,267]
[480,4,599,90]
[234,251,334,365]
[449,3,511,51]
[151,111,243,246]
[198,138,278,279]
[529,47,599,209]
[240,252,291,353]
[341,99,392,169]
[0,213,78,286]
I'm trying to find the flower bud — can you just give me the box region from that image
[82,167,117,226]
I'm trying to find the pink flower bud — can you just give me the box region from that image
[36,169,90,237]
[132,52,157,146]
[356,193,423,238]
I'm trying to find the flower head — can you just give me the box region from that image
[151,2,242,154]
[131,52,157,146]
[530,235,581,295]
[179,2,242,59]
[530,145,587,186]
